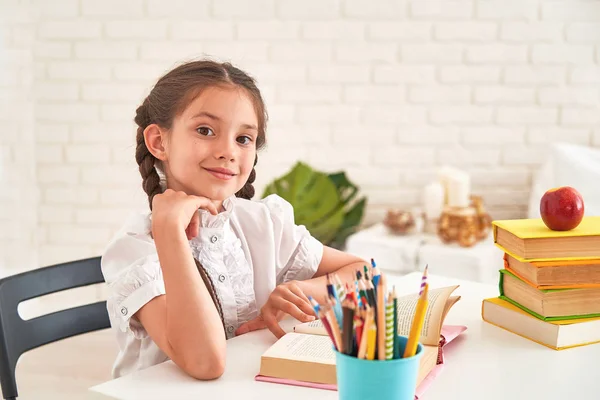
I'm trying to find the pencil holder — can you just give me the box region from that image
[335,336,423,400]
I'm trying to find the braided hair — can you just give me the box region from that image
[134,60,267,331]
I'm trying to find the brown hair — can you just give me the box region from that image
[134,60,268,331]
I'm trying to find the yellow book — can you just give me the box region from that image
[492,216,600,261]
[482,297,600,350]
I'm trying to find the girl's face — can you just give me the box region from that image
[161,85,259,202]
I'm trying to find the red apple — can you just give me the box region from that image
[540,186,584,231]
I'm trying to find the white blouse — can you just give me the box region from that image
[100,194,324,379]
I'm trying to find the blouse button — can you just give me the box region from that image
[227,326,234,333]
[210,235,218,243]
[120,306,128,316]
[218,274,226,283]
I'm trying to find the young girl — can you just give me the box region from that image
[101,60,366,381]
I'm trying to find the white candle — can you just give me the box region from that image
[447,171,471,208]
[423,181,445,220]
[438,165,461,205]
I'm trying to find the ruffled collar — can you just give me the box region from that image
[198,195,236,229]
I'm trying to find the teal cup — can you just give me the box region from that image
[335,336,423,400]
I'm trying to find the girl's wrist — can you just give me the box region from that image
[153,222,188,245]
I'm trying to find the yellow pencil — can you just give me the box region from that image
[366,311,377,360]
[403,283,428,358]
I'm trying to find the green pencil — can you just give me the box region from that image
[385,294,394,359]
[392,287,399,359]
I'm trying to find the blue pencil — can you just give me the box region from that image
[327,274,344,326]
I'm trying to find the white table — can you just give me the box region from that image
[345,224,505,284]
[417,235,504,285]
[89,272,599,400]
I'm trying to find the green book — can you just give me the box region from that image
[498,269,600,322]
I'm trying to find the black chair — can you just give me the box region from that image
[0,256,111,399]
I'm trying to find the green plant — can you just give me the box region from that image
[261,161,367,249]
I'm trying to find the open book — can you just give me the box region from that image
[256,285,464,396]
[293,285,461,346]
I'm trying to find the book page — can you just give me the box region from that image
[293,285,460,346]
[293,320,329,336]
[395,285,458,346]
[262,333,335,364]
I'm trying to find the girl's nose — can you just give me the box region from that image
[215,137,237,161]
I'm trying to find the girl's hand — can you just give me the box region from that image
[235,281,316,338]
[151,189,219,240]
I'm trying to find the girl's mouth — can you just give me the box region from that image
[203,167,236,181]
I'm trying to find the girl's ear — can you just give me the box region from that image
[144,124,168,161]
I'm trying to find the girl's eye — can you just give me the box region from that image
[237,136,253,145]
[196,127,214,136]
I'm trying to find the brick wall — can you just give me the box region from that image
[0,0,38,272]
[3,0,600,267]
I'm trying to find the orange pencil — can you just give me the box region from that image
[377,274,387,360]
[358,306,372,359]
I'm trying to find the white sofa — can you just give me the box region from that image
[528,142,600,219]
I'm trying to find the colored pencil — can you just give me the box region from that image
[354,309,364,358]
[364,273,377,324]
[327,274,344,326]
[358,306,372,359]
[420,265,429,295]
[335,274,346,300]
[318,308,336,349]
[377,274,387,360]
[385,293,395,360]
[342,299,355,355]
[403,283,428,358]
[325,304,344,353]
[366,309,377,360]
[392,287,400,359]
[371,258,381,288]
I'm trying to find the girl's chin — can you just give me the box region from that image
[190,188,240,201]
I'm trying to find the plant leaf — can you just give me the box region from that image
[262,162,344,244]
[328,171,358,205]
[331,197,367,248]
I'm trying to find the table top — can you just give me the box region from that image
[90,272,600,400]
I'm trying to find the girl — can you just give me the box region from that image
[101,60,366,381]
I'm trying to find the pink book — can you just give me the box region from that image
[255,325,466,399]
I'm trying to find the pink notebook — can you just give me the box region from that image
[255,325,467,399]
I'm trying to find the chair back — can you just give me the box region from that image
[0,257,110,399]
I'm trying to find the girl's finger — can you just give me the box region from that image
[262,309,286,338]
[235,316,266,336]
[282,289,316,318]
[287,284,314,315]
[274,297,314,323]
[192,196,218,215]
[186,212,200,240]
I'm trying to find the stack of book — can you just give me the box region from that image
[481,216,600,350]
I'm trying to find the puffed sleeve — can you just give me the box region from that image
[101,225,165,340]
[261,194,324,285]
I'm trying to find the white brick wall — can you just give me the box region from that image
[0,0,38,273]
[1,0,599,268]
